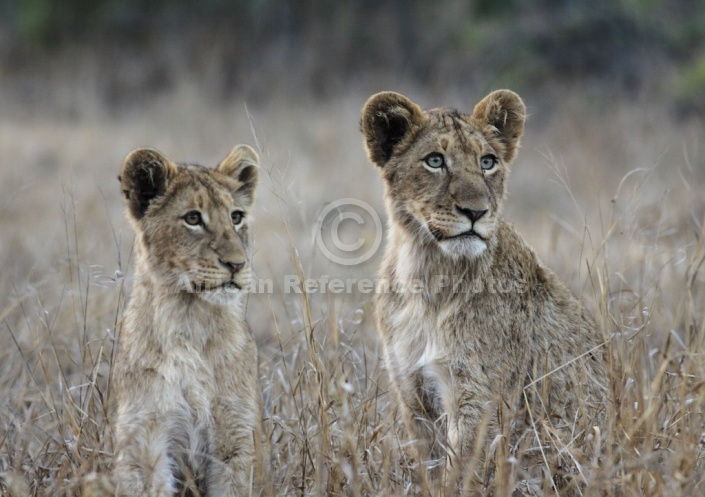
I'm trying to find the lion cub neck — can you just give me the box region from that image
[384,216,499,291]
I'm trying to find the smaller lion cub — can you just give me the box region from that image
[113,145,265,496]
[361,91,607,485]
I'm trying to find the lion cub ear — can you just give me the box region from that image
[217,144,260,206]
[472,90,526,163]
[120,148,178,220]
[361,92,425,166]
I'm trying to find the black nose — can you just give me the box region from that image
[219,259,245,274]
[456,207,487,224]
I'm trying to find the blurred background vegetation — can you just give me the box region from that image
[1,0,704,113]
[1,2,704,494]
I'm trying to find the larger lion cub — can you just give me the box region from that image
[362,91,607,485]
[113,145,264,496]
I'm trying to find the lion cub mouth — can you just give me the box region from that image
[431,229,486,242]
[189,280,243,293]
[212,280,243,292]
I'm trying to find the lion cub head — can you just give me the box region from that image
[119,145,259,304]
[362,90,525,259]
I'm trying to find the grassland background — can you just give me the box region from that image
[1,1,705,495]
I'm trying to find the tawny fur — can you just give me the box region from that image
[361,91,607,492]
[113,145,266,497]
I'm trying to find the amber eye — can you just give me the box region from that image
[183,211,203,226]
[480,155,497,171]
[231,210,244,226]
[424,152,446,169]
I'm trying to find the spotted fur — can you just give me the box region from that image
[113,145,266,496]
[362,91,607,491]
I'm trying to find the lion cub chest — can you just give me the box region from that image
[158,341,216,418]
[383,293,458,416]
[386,296,439,372]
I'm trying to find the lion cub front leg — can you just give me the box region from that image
[409,363,498,486]
[208,396,261,495]
[393,370,450,475]
[207,341,264,497]
[113,411,178,497]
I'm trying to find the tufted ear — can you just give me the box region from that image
[361,91,425,166]
[472,90,526,163]
[119,148,178,220]
[216,144,260,207]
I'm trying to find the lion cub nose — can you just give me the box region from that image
[456,206,488,224]
[219,259,245,274]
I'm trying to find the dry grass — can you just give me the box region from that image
[1,76,704,496]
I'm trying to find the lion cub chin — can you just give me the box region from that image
[362,90,607,490]
[113,145,265,497]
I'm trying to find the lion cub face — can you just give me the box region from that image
[119,145,259,304]
[362,90,525,258]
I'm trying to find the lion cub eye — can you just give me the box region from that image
[183,210,203,226]
[231,210,244,226]
[480,155,497,171]
[424,152,446,169]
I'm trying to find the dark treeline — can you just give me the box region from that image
[1,0,703,109]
